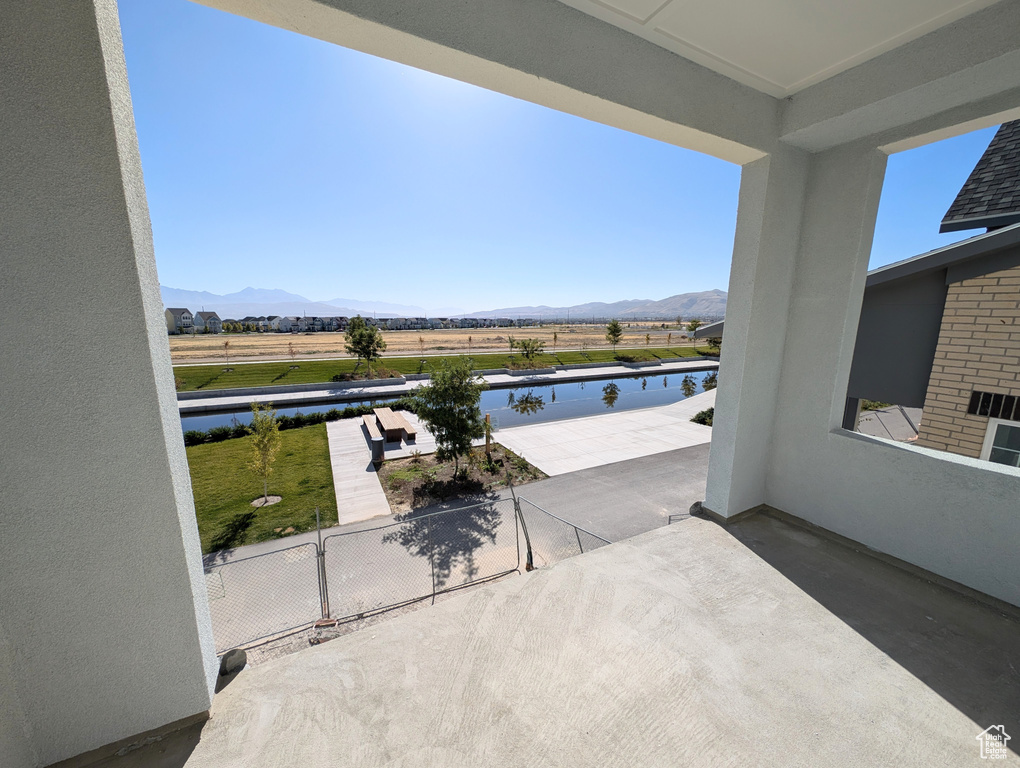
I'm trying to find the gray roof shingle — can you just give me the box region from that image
[941,120,1020,233]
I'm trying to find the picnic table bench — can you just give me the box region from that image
[373,407,416,442]
[362,414,383,440]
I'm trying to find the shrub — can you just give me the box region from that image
[208,426,234,443]
[183,430,207,447]
[691,407,714,427]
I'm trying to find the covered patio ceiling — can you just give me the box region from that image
[555,0,1001,97]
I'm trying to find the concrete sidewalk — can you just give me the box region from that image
[496,388,715,475]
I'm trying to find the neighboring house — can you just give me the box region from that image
[164,307,192,334]
[193,311,221,334]
[697,122,1020,465]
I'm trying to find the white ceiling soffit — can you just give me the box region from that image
[555,0,1001,97]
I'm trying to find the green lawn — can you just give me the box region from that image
[187,424,336,553]
[173,346,716,392]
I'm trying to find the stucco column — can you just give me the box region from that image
[704,144,810,518]
[0,2,217,765]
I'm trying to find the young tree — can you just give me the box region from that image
[645,333,651,346]
[605,319,623,353]
[223,339,230,361]
[667,332,673,345]
[345,315,387,377]
[686,319,703,338]
[516,338,545,367]
[288,341,297,362]
[247,402,281,505]
[418,335,425,355]
[552,331,558,351]
[507,335,517,357]
[412,357,489,476]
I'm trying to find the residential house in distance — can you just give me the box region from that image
[164,307,193,334]
[192,311,221,334]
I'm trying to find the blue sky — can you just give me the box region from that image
[119,0,996,315]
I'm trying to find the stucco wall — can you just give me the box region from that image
[916,263,1020,456]
[0,2,216,765]
[764,147,1020,607]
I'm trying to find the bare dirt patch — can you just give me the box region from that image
[376,444,546,514]
[169,323,699,363]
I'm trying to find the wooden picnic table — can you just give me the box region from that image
[373,407,416,442]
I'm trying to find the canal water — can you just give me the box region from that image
[180,370,716,433]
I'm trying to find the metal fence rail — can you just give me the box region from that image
[203,496,609,653]
[323,498,520,622]
[204,542,321,654]
[516,497,611,568]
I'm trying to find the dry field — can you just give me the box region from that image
[168,322,705,363]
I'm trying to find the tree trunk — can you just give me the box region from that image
[263,478,268,504]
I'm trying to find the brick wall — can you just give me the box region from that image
[916,264,1020,456]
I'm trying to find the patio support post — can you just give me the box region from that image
[0,1,217,764]
[704,144,810,518]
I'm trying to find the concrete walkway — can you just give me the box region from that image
[496,388,715,475]
[325,391,715,525]
[178,359,718,413]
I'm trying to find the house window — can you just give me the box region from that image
[980,418,1020,467]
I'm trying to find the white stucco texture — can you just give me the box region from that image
[0,2,216,765]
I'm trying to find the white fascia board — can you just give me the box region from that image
[780,1,1020,153]
[197,0,779,163]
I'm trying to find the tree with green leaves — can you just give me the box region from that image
[247,402,281,505]
[344,315,387,377]
[516,338,545,367]
[507,335,517,357]
[605,319,623,353]
[680,374,698,399]
[412,357,489,476]
[686,319,703,338]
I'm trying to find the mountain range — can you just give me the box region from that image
[461,290,727,320]
[160,285,726,321]
[159,286,429,319]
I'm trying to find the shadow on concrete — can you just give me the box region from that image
[383,499,512,589]
[726,512,1020,754]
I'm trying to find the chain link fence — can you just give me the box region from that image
[203,496,610,653]
[324,497,520,622]
[204,542,322,654]
[516,497,610,568]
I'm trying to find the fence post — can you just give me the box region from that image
[316,507,330,618]
[509,482,534,572]
[427,515,437,604]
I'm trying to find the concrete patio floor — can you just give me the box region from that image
[110,511,1019,767]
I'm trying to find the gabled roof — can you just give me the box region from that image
[166,307,191,317]
[941,120,1020,233]
[195,311,219,321]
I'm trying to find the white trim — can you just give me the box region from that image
[979,418,1020,462]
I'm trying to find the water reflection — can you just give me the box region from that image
[641,378,647,390]
[703,371,718,390]
[510,390,545,415]
[602,382,621,408]
[680,374,697,399]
